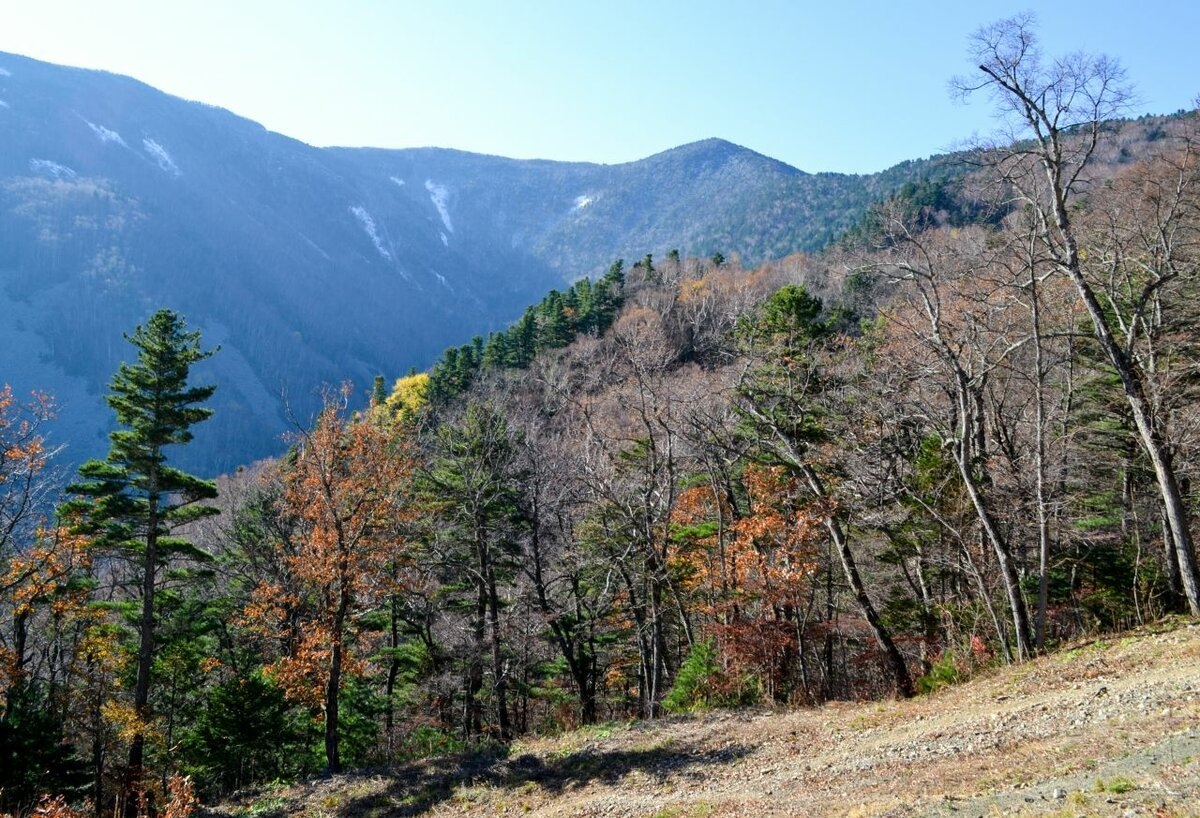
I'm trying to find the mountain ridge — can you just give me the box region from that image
[0,50,945,473]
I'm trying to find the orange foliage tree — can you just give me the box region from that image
[672,464,820,700]
[243,387,418,773]
[1,385,59,709]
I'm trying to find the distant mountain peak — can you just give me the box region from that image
[638,137,807,179]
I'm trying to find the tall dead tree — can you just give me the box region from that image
[955,14,1200,614]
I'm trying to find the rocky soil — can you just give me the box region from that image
[207,619,1200,817]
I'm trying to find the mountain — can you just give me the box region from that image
[0,51,921,475]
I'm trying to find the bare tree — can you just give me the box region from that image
[954,14,1200,614]
[867,219,1036,660]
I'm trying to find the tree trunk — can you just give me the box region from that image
[1028,271,1054,651]
[952,373,1033,660]
[385,595,400,758]
[485,556,510,740]
[91,687,105,818]
[802,466,915,698]
[125,492,158,817]
[325,640,342,773]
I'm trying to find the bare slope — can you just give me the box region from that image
[208,620,1200,817]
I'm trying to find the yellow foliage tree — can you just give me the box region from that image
[384,373,431,422]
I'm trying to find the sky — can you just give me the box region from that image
[2,1,1198,174]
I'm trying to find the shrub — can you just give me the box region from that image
[916,654,962,695]
[663,640,760,713]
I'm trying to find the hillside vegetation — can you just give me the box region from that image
[203,619,1200,817]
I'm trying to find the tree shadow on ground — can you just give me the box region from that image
[332,733,753,817]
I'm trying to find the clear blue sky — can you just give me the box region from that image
[2,1,1197,173]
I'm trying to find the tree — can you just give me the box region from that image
[245,386,418,773]
[734,285,916,697]
[575,308,698,717]
[425,401,527,740]
[538,291,574,349]
[956,15,1200,614]
[370,376,388,409]
[1,385,59,706]
[866,221,1037,661]
[589,259,626,336]
[384,373,431,422]
[1,389,92,817]
[61,309,218,811]
[1077,140,1200,614]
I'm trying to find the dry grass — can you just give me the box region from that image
[204,619,1200,818]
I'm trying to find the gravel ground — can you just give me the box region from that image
[206,619,1200,818]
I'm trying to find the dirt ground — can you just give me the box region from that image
[207,619,1200,818]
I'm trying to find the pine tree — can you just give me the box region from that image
[734,286,915,697]
[370,375,387,408]
[426,402,527,740]
[538,290,573,349]
[506,308,539,369]
[61,309,218,812]
[590,259,626,335]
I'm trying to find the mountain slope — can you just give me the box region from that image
[0,51,928,473]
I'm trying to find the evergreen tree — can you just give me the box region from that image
[61,309,218,812]
[426,403,527,740]
[506,308,539,369]
[538,290,574,349]
[480,332,509,371]
[569,278,595,334]
[0,685,91,815]
[370,375,388,408]
[429,345,479,403]
[634,253,658,284]
[591,259,626,335]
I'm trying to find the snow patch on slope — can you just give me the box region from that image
[30,159,77,179]
[425,180,453,233]
[349,206,392,261]
[299,233,332,261]
[143,138,180,176]
[87,121,127,146]
[0,99,9,109]
[440,231,449,247]
[0,67,10,77]
[573,195,593,210]
[390,176,406,187]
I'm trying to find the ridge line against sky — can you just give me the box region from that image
[2,0,1198,174]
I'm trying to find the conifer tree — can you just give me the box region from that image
[426,402,527,740]
[734,286,915,697]
[61,309,218,811]
[590,259,626,335]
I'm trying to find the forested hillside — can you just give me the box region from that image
[2,18,1200,818]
